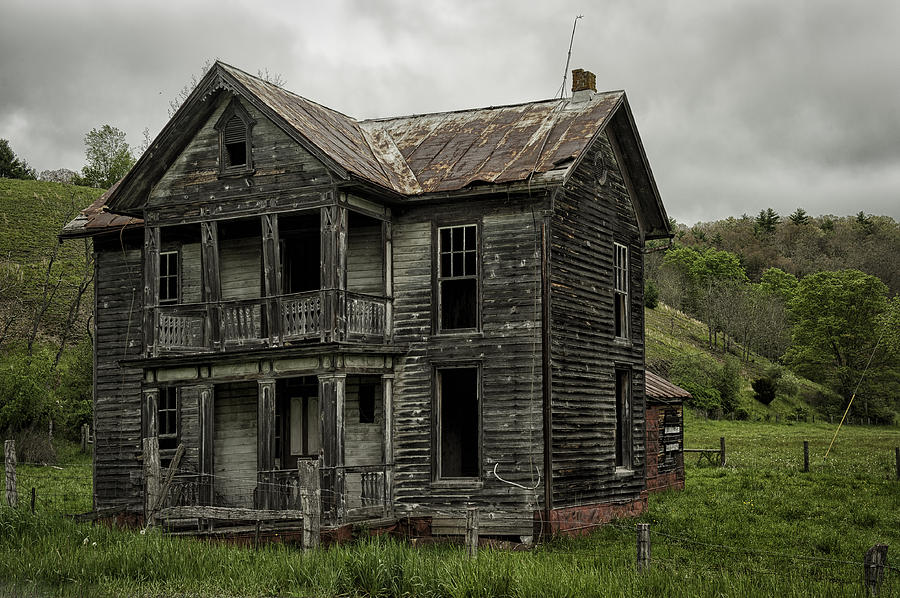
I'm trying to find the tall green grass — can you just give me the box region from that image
[1,419,898,597]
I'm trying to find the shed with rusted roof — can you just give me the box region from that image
[645,371,690,493]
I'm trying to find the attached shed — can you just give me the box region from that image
[644,372,690,492]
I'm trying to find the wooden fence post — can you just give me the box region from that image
[81,424,88,453]
[719,437,726,467]
[142,437,160,523]
[466,507,479,558]
[803,441,809,473]
[637,523,651,571]
[864,544,888,595]
[299,458,321,550]
[30,487,35,514]
[4,440,16,509]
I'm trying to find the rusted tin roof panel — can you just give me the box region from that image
[60,182,143,238]
[646,371,692,403]
[366,92,621,194]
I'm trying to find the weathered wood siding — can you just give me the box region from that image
[347,220,383,295]
[550,131,646,507]
[213,381,258,508]
[220,237,262,300]
[391,198,544,534]
[176,385,202,472]
[148,91,335,224]
[180,243,202,304]
[93,236,144,512]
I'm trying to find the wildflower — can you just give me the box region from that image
[83,537,89,545]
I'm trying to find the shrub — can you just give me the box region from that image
[752,376,777,405]
[715,357,741,413]
[0,346,56,432]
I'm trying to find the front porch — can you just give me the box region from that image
[141,368,395,532]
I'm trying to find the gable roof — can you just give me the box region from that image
[645,371,692,404]
[75,61,669,238]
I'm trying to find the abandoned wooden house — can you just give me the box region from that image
[61,62,672,539]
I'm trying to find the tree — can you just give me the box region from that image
[789,208,809,226]
[74,125,135,189]
[755,208,780,235]
[787,270,899,420]
[0,139,36,180]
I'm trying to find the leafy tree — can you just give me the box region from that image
[787,270,899,420]
[759,268,798,304]
[0,139,36,180]
[73,125,135,189]
[789,208,809,226]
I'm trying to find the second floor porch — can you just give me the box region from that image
[143,203,393,357]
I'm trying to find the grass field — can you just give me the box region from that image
[1,417,898,597]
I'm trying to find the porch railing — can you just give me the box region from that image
[153,291,388,353]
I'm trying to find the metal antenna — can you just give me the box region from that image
[558,15,584,98]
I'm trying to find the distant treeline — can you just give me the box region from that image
[646,209,900,423]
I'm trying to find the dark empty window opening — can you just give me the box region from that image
[438,224,478,331]
[224,116,248,167]
[614,242,628,339]
[158,387,178,451]
[615,369,632,469]
[159,251,179,304]
[359,382,376,424]
[437,366,479,479]
[279,213,321,293]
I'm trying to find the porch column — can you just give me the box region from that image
[321,203,347,342]
[318,373,346,522]
[142,387,159,441]
[200,220,221,349]
[258,379,276,509]
[199,384,214,505]
[382,373,394,517]
[382,217,393,342]
[143,226,160,357]
[261,213,282,345]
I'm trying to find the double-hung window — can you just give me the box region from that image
[613,242,629,339]
[437,224,478,331]
[159,251,179,304]
[158,387,178,451]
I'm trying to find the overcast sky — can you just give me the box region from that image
[2,0,898,224]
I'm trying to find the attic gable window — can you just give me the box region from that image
[215,98,255,176]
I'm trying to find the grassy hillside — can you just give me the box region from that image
[646,303,840,421]
[0,178,102,345]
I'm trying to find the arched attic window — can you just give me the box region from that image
[214,98,256,175]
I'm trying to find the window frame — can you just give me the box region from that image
[158,249,180,305]
[434,222,481,334]
[614,368,633,470]
[214,97,256,177]
[157,386,179,451]
[432,363,482,483]
[613,242,629,339]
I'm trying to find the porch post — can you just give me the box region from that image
[199,384,214,505]
[258,379,276,509]
[382,373,394,517]
[261,213,282,345]
[321,201,347,342]
[318,373,346,522]
[200,220,221,349]
[143,226,160,357]
[382,216,393,342]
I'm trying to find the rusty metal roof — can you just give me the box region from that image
[646,371,692,403]
[222,63,623,196]
[60,181,143,238]
[68,62,641,235]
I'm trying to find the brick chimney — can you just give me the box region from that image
[570,68,597,103]
[571,68,597,93]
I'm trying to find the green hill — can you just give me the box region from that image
[646,302,842,422]
[0,178,102,346]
